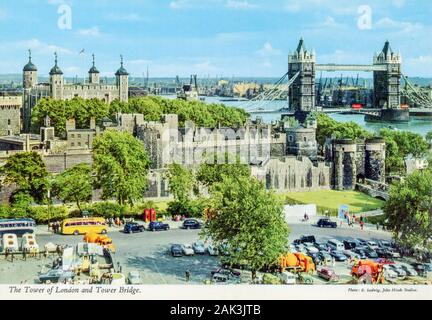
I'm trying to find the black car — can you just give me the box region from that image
[343,240,358,250]
[171,244,183,257]
[300,235,316,244]
[149,221,170,231]
[211,267,241,277]
[376,248,393,259]
[123,222,145,233]
[330,250,347,262]
[317,218,337,228]
[182,219,202,230]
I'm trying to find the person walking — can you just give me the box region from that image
[332,257,336,267]
[185,270,191,282]
[23,248,27,261]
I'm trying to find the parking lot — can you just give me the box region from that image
[0,216,423,285]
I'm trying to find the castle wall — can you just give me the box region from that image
[0,96,22,136]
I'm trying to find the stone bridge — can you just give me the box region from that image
[356,183,389,201]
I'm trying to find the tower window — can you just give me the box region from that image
[8,119,11,125]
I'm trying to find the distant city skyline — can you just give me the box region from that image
[0,0,431,77]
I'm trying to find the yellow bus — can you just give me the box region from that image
[61,218,108,235]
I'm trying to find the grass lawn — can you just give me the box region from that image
[282,190,385,214]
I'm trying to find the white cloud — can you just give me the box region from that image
[375,18,423,33]
[392,0,405,8]
[257,42,282,56]
[76,27,101,37]
[225,0,258,10]
[16,38,74,55]
[169,0,218,10]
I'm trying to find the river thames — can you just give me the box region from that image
[201,97,432,137]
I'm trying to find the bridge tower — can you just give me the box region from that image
[373,41,402,110]
[288,38,316,123]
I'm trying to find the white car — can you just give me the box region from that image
[192,241,206,254]
[207,245,219,256]
[279,271,297,285]
[389,264,407,278]
[383,265,398,278]
[366,241,379,250]
[182,244,195,256]
[306,245,319,254]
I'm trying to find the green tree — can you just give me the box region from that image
[426,131,432,146]
[204,175,290,279]
[380,129,429,174]
[197,157,251,188]
[166,164,195,203]
[52,163,93,212]
[315,113,371,147]
[92,130,150,206]
[383,169,432,251]
[0,152,49,204]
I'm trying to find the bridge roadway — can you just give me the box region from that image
[248,107,432,116]
[316,64,388,72]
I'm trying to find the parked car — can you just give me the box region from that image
[378,240,393,249]
[305,245,319,255]
[123,222,145,234]
[318,251,333,264]
[315,242,329,251]
[364,248,379,259]
[207,245,219,256]
[400,264,418,277]
[353,248,368,259]
[211,273,240,284]
[389,264,407,277]
[387,248,401,259]
[148,221,170,232]
[127,271,142,284]
[343,240,358,250]
[383,265,398,278]
[376,248,393,259]
[343,250,360,260]
[317,218,337,228]
[182,219,202,230]
[211,267,241,278]
[171,244,183,257]
[354,238,368,246]
[192,241,206,254]
[182,244,195,256]
[300,235,317,244]
[279,271,297,284]
[366,241,380,250]
[317,267,339,282]
[295,244,308,254]
[330,250,347,262]
[39,269,75,284]
[411,263,432,277]
[375,258,395,265]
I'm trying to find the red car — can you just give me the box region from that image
[317,267,339,282]
[375,258,395,265]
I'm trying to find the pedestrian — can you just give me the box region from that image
[185,270,191,282]
[353,214,356,224]
[340,220,343,227]
[4,248,8,261]
[332,257,336,267]
[360,220,364,231]
[23,248,27,261]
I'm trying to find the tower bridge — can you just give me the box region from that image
[288,38,406,123]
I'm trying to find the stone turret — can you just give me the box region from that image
[115,55,129,102]
[88,54,100,84]
[333,139,358,190]
[49,52,64,100]
[365,137,386,182]
[23,49,38,89]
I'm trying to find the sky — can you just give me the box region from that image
[0,0,431,78]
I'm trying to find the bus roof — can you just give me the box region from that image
[62,217,105,222]
[0,218,35,223]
